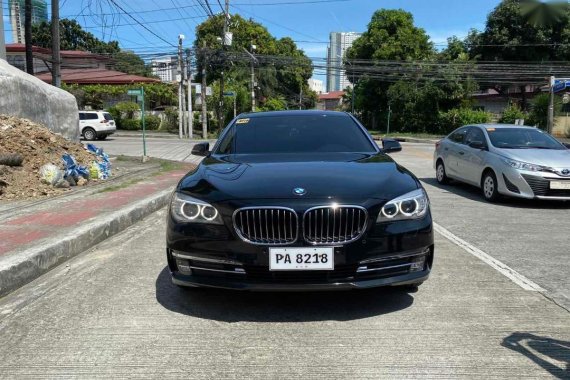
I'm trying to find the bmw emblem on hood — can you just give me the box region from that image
[293,187,307,196]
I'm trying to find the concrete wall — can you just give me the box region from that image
[553,116,570,138]
[0,59,80,140]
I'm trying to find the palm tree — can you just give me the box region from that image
[520,0,569,28]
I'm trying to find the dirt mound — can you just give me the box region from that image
[0,114,96,200]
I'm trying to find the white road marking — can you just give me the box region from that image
[434,222,546,292]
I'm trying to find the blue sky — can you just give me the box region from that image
[2,0,502,81]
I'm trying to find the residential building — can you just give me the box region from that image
[308,78,324,94]
[326,32,361,92]
[6,43,159,85]
[8,0,48,44]
[151,56,177,83]
[317,91,345,111]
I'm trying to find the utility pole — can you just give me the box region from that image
[51,0,61,87]
[0,0,6,60]
[186,50,193,139]
[386,105,392,135]
[24,0,33,74]
[201,44,208,139]
[218,0,230,130]
[177,35,185,139]
[548,76,555,134]
[243,45,257,112]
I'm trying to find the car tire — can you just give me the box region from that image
[436,160,450,185]
[482,170,500,202]
[97,135,108,140]
[83,128,97,141]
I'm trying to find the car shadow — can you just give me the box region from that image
[420,177,570,210]
[155,267,415,322]
[502,332,570,379]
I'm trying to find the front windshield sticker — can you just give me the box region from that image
[236,118,250,124]
[486,128,496,132]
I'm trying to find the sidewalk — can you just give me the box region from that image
[0,163,193,297]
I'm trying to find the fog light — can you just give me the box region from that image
[175,258,192,274]
[410,256,426,272]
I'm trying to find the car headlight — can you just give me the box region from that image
[503,159,548,172]
[170,192,223,224]
[377,189,429,223]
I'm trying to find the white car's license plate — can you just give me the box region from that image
[550,181,570,190]
[269,247,334,271]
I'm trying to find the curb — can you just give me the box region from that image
[0,188,173,298]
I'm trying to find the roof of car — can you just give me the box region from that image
[236,110,350,118]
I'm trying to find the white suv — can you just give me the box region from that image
[79,111,116,141]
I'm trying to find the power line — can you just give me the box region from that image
[106,0,176,47]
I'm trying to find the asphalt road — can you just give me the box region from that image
[0,137,568,378]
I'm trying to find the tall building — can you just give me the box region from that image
[326,32,361,92]
[151,56,177,83]
[8,0,48,44]
[308,78,324,94]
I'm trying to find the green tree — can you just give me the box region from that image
[468,0,570,62]
[32,19,120,54]
[111,51,152,77]
[194,13,314,121]
[344,9,435,129]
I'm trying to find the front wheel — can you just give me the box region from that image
[436,160,449,184]
[482,171,500,202]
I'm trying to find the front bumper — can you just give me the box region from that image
[166,211,434,291]
[499,167,570,200]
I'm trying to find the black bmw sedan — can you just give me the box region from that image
[166,110,433,291]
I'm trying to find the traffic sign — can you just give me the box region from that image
[127,89,143,96]
[223,91,236,97]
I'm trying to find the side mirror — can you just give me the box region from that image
[382,139,402,153]
[468,141,487,150]
[191,142,210,157]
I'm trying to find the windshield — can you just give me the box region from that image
[216,114,377,154]
[487,128,565,150]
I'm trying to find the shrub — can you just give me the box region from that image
[142,115,161,131]
[164,107,179,132]
[499,104,527,124]
[438,108,491,134]
[120,119,140,130]
[114,101,140,119]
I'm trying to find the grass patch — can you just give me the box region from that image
[158,160,185,172]
[97,178,144,193]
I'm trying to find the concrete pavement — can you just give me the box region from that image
[0,162,194,297]
[0,209,568,379]
[396,142,570,311]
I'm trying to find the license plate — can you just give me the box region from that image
[269,247,334,271]
[550,181,570,190]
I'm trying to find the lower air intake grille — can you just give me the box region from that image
[521,174,570,197]
[234,208,298,245]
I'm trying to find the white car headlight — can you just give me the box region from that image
[170,192,223,224]
[377,189,429,223]
[503,159,549,172]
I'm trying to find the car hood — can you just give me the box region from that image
[178,153,420,202]
[497,148,570,168]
